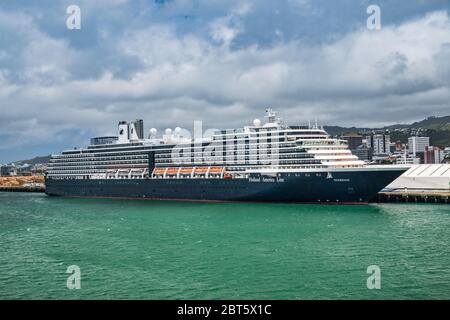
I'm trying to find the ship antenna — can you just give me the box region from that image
[265,107,277,123]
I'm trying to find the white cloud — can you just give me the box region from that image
[0,8,449,154]
[209,2,252,48]
[0,10,77,84]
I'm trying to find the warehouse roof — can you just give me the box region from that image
[386,164,450,191]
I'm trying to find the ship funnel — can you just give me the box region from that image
[117,121,129,143]
[128,122,139,141]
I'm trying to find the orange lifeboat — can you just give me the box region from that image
[166,168,179,175]
[194,167,208,173]
[153,168,166,175]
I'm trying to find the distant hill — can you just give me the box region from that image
[13,155,51,166]
[324,126,371,136]
[325,115,450,134]
[325,115,450,147]
[386,115,450,131]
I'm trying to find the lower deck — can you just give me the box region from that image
[45,169,405,203]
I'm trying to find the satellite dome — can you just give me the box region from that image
[174,127,182,133]
[253,118,261,127]
[165,128,172,135]
[149,128,157,136]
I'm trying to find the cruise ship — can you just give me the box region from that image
[45,109,408,203]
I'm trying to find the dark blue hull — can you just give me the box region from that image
[45,168,406,204]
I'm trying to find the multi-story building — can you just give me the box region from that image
[394,153,421,165]
[366,134,390,155]
[394,141,405,152]
[408,136,430,156]
[17,164,32,176]
[352,144,372,161]
[341,134,363,150]
[424,146,444,164]
[0,164,17,176]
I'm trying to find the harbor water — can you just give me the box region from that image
[0,192,449,299]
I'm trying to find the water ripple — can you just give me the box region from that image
[0,193,449,299]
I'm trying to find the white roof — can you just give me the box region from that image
[386,164,450,190]
[402,164,450,177]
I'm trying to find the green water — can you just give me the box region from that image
[0,192,449,299]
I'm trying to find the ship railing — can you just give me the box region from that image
[105,168,148,179]
[151,166,226,179]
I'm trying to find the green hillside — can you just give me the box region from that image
[325,115,450,148]
[387,115,450,131]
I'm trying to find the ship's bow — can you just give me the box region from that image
[361,165,409,202]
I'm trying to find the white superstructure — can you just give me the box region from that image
[47,109,365,179]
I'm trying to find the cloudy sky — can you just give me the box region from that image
[0,0,449,163]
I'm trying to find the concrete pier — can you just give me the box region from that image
[378,164,450,204]
[0,186,45,193]
[378,190,449,204]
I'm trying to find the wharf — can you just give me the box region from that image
[0,186,46,193]
[378,190,449,204]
